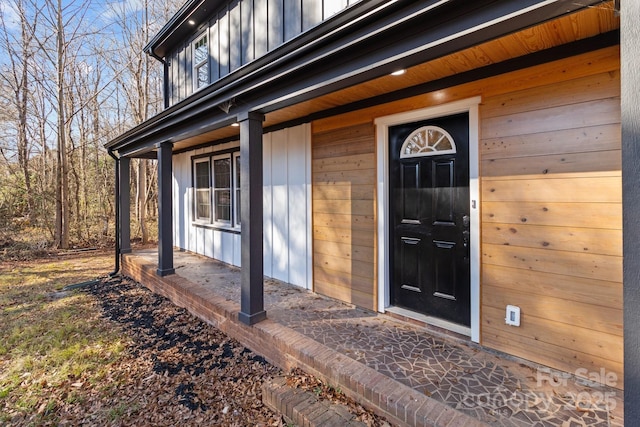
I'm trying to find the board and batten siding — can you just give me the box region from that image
[311,46,622,387]
[167,0,360,106]
[311,123,377,310]
[171,124,313,289]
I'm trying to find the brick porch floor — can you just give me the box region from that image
[122,249,623,427]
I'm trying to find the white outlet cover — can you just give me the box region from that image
[505,305,521,327]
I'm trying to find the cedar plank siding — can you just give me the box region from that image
[312,123,377,310]
[311,46,622,386]
[479,66,622,385]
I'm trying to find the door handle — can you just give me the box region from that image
[462,215,470,228]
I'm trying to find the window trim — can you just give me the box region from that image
[193,157,212,223]
[192,32,209,91]
[191,150,240,231]
[233,152,241,227]
[212,153,232,226]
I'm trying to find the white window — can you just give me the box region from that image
[213,154,231,225]
[194,158,211,221]
[193,34,209,90]
[399,126,457,158]
[192,152,240,229]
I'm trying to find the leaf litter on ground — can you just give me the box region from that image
[1,252,391,426]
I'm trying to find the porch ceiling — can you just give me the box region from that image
[112,1,619,157]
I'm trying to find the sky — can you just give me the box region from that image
[0,0,183,158]
[0,0,177,41]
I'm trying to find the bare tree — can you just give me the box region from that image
[0,0,183,248]
[105,0,179,243]
[33,0,96,248]
[30,60,56,238]
[0,0,38,221]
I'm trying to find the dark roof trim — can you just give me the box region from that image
[109,0,421,150]
[171,30,619,156]
[308,30,621,126]
[144,0,395,61]
[111,0,606,156]
[144,0,220,59]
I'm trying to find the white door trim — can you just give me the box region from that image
[374,97,481,343]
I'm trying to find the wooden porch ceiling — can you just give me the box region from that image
[170,2,619,153]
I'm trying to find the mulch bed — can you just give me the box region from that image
[80,275,284,426]
[37,275,390,426]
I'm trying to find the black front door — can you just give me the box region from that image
[389,112,470,326]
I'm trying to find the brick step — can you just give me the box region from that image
[263,376,367,427]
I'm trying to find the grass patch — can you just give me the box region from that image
[0,250,290,426]
[0,252,129,425]
[106,401,140,422]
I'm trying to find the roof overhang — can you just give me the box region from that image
[110,0,615,158]
[145,0,223,60]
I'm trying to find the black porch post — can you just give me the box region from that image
[622,1,640,423]
[238,111,266,325]
[156,141,175,276]
[119,156,132,254]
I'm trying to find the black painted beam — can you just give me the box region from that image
[622,0,640,423]
[156,141,175,277]
[238,111,266,325]
[119,156,132,254]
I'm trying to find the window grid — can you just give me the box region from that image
[213,156,231,224]
[194,159,211,221]
[192,151,240,229]
[400,126,457,159]
[193,34,209,89]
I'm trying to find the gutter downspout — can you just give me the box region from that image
[108,148,120,277]
[163,59,169,109]
[147,50,169,109]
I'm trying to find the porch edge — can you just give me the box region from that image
[122,253,487,427]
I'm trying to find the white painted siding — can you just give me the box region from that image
[172,123,312,289]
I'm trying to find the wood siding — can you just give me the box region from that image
[312,123,376,310]
[480,66,622,387]
[311,46,622,387]
[166,0,358,106]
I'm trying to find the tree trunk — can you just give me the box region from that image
[54,0,69,249]
[17,25,33,221]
